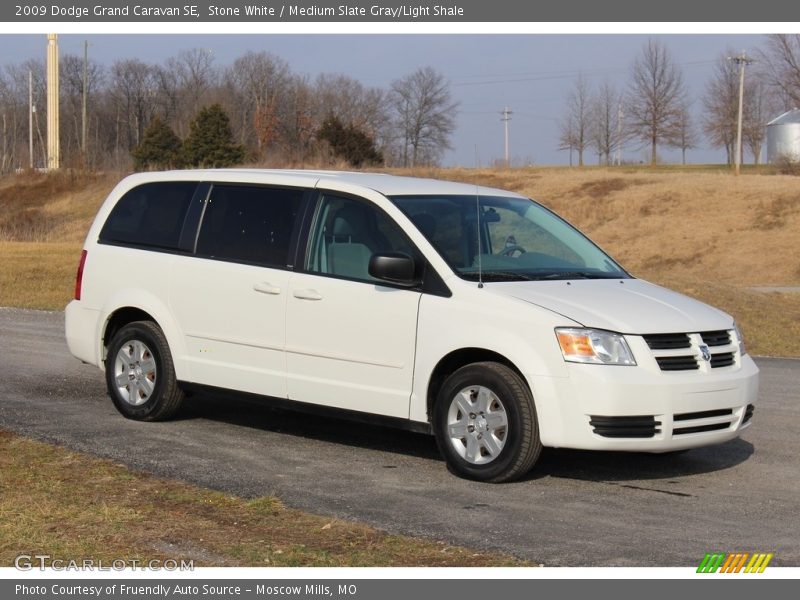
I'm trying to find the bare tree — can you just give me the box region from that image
[704,51,774,165]
[668,101,698,165]
[626,39,687,165]
[759,34,800,108]
[0,65,31,171]
[744,79,774,165]
[1,60,47,169]
[0,69,25,172]
[557,114,577,166]
[224,51,291,157]
[558,74,591,166]
[312,73,389,149]
[60,53,104,164]
[109,59,157,151]
[164,49,217,137]
[389,67,458,167]
[590,82,623,166]
[703,53,739,164]
[276,76,316,163]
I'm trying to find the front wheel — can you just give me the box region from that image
[434,362,541,482]
[105,320,184,421]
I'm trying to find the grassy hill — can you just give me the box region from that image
[1,166,798,355]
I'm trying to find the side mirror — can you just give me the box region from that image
[368,252,417,286]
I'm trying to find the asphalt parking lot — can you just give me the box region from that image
[1,307,797,566]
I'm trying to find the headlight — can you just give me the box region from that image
[734,322,747,356]
[555,328,637,366]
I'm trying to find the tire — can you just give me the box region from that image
[105,320,184,421]
[433,362,541,483]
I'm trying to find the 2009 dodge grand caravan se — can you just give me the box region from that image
[66,170,759,482]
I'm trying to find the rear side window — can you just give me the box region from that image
[195,184,304,268]
[99,181,197,250]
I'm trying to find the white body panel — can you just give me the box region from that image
[169,255,290,399]
[285,272,420,418]
[489,278,732,334]
[65,169,759,456]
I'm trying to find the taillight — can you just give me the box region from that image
[74,250,87,300]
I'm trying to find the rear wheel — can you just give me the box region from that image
[105,320,184,421]
[434,362,541,482]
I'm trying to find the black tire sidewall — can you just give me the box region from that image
[434,363,533,482]
[105,322,172,421]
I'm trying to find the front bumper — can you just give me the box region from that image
[530,354,759,452]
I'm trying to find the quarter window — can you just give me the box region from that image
[99,182,196,250]
[195,184,303,267]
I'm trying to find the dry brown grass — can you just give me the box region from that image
[655,277,800,359]
[415,167,800,288]
[0,242,82,310]
[1,166,799,355]
[0,170,114,243]
[389,166,800,356]
[0,429,527,567]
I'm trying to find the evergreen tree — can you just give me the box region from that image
[131,117,182,170]
[182,104,246,168]
[318,115,383,167]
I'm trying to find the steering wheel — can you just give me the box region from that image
[497,244,527,257]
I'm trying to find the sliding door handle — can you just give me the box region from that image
[292,289,323,301]
[253,282,282,295]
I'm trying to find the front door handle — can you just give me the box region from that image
[293,288,323,301]
[253,282,282,295]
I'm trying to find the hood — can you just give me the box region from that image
[488,278,733,334]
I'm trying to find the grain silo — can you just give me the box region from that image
[767,109,800,163]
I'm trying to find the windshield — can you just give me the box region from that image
[390,195,630,282]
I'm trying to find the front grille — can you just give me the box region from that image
[645,329,737,372]
[673,422,731,435]
[674,408,733,422]
[701,330,732,346]
[656,356,699,371]
[592,407,746,442]
[710,352,735,368]
[590,415,660,438]
[672,407,736,436]
[643,333,691,350]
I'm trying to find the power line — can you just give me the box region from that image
[461,110,555,121]
[451,59,715,88]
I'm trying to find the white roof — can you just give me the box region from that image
[767,108,800,126]
[122,168,524,199]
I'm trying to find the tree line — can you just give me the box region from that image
[0,48,458,173]
[559,35,800,166]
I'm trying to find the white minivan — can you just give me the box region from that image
[66,170,758,482]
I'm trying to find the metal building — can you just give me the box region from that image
[767,109,800,163]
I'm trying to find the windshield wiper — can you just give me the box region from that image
[461,271,533,282]
[537,271,619,280]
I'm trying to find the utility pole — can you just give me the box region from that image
[82,39,88,159]
[614,102,623,166]
[500,107,512,168]
[28,70,34,169]
[729,51,754,176]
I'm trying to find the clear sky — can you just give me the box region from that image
[1,33,768,166]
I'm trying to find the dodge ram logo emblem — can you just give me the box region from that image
[699,345,711,362]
